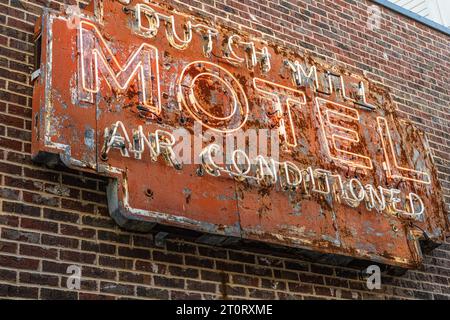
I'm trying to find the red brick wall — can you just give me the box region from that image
[0,0,449,300]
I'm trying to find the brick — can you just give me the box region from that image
[248,288,276,299]
[119,271,145,284]
[232,274,259,287]
[168,265,199,278]
[299,273,325,285]
[288,282,314,294]
[41,234,79,249]
[23,168,59,183]
[66,278,98,291]
[41,261,71,274]
[100,282,134,296]
[99,256,133,270]
[19,244,57,259]
[81,241,116,255]
[228,251,255,264]
[40,288,78,300]
[0,255,39,270]
[19,272,59,286]
[0,187,20,200]
[153,250,183,264]
[82,266,117,281]
[62,175,97,189]
[136,260,167,274]
[165,240,196,254]
[0,240,17,253]
[0,269,17,282]
[256,256,284,267]
[185,255,214,269]
[131,234,154,248]
[43,208,79,223]
[5,176,43,191]
[261,278,286,291]
[0,214,19,227]
[0,114,24,129]
[98,230,130,244]
[0,285,38,299]
[433,293,450,300]
[2,228,40,244]
[285,260,309,272]
[170,290,204,300]
[81,190,106,204]
[325,276,349,288]
[59,250,96,264]
[82,215,115,228]
[335,268,359,280]
[2,201,40,217]
[223,285,246,297]
[60,224,96,239]
[186,280,217,293]
[136,286,169,299]
[216,260,244,273]
[61,199,95,213]
[118,246,151,259]
[154,276,185,289]
[20,217,58,233]
[198,246,227,259]
[7,127,31,141]
[244,264,273,277]
[202,271,227,284]
[277,292,303,300]
[79,293,115,300]
[314,286,333,297]
[311,264,334,276]
[23,191,59,207]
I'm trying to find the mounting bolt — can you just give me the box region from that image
[154,232,169,248]
[145,188,154,198]
[196,166,205,177]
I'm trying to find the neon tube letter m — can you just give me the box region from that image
[78,21,161,115]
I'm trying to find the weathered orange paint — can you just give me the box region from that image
[31,0,449,269]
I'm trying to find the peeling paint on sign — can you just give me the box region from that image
[31,0,449,268]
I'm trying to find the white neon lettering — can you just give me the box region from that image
[197,143,425,220]
[253,78,306,148]
[133,3,218,54]
[377,116,431,185]
[316,97,373,170]
[79,21,161,115]
[178,61,249,133]
[225,35,271,72]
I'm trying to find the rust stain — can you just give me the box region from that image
[31,0,449,269]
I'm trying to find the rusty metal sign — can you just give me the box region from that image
[31,0,449,268]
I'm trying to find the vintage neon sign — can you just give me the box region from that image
[31,0,448,269]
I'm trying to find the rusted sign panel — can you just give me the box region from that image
[31,0,449,268]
